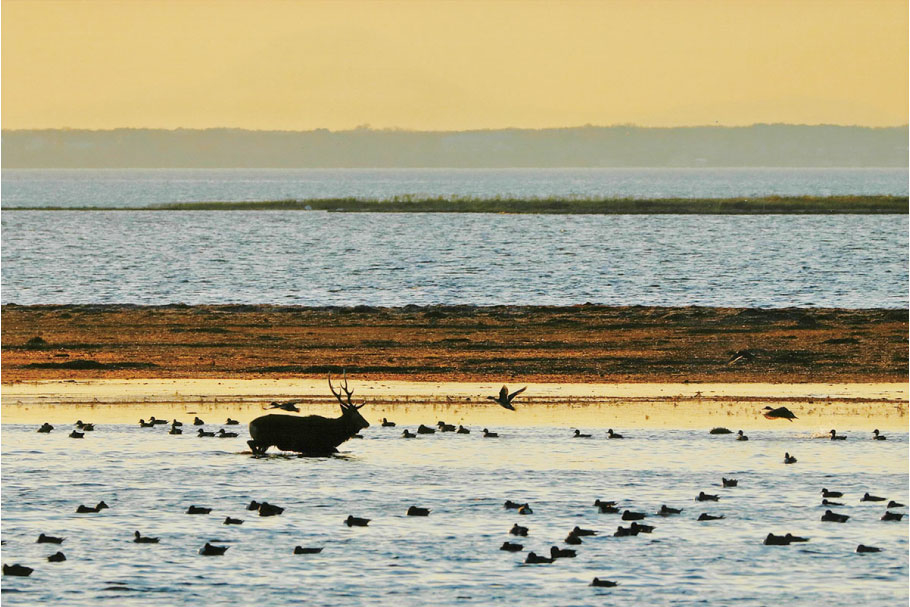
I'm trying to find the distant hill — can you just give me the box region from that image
[2,125,906,168]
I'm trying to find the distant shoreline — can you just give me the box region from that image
[3,195,907,213]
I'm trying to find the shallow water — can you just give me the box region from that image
[2,421,907,606]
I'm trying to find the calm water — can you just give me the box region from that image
[1,421,907,606]
[2,212,907,308]
[2,168,907,208]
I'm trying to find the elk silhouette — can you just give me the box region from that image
[247,372,369,456]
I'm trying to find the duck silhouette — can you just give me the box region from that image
[482,428,498,438]
[591,578,618,587]
[199,542,228,556]
[401,429,416,438]
[510,524,529,536]
[763,406,797,421]
[564,534,583,545]
[886,500,905,509]
[133,531,159,544]
[381,418,396,427]
[571,526,596,536]
[193,417,205,425]
[197,429,215,437]
[861,492,886,502]
[698,513,725,521]
[857,544,882,553]
[437,421,455,432]
[488,385,526,411]
[224,517,243,525]
[186,505,212,515]
[621,510,646,520]
[736,430,748,441]
[550,546,576,558]
[614,525,639,537]
[785,533,808,543]
[456,425,470,434]
[524,551,553,564]
[75,421,94,431]
[47,551,66,562]
[139,419,154,428]
[217,429,238,438]
[709,427,733,434]
[37,423,54,433]
[417,424,436,435]
[607,429,624,439]
[3,564,33,576]
[822,499,844,506]
[821,488,843,498]
[37,533,64,544]
[658,505,683,516]
[345,515,370,527]
[872,429,886,440]
[293,546,324,554]
[407,506,430,516]
[69,430,84,439]
[573,429,592,438]
[829,429,846,441]
[821,510,849,523]
[631,522,655,533]
[784,452,797,464]
[696,492,719,502]
[722,478,738,488]
[500,541,523,552]
[763,533,791,545]
[258,502,284,517]
[149,417,167,425]
[169,424,183,435]
[246,500,261,511]
[225,418,239,425]
[881,511,904,521]
[172,419,183,426]
[518,504,533,515]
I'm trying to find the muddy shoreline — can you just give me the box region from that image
[2,304,906,383]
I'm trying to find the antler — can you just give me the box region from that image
[328,370,365,409]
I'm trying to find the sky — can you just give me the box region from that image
[2,0,907,130]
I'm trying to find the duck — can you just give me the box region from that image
[822,499,844,506]
[150,417,168,425]
[169,425,183,435]
[47,551,66,562]
[488,385,526,411]
[573,429,592,438]
[696,492,719,502]
[37,423,54,433]
[861,492,886,502]
[258,502,284,517]
[293,546,324,554]
[597,502,620,514]
[482,428,498,438]
[225,418,239,425]
[437,421,455,432]
[381,418,396,427]
[550,546,576,558]
[571,526,596,536]
[736,430,748,441]
[594,499,616,508]
[37,533,64,544]
[76,501,108,513]
[709,427,733,434]
[139,419,154,428]
[872,429,886,440]
[75,421,94,431]
[345,515,370,527]
[518,504,533,515]
[3,564,34,576]
[881,511,904,521]
[510,524,529,536]
[631,522,654,533]
[886,500,905,509]
[621,510,645,521]
[217,429,238,438]
[614,525,639,537]
[784,452,797,464]
[591,578,618,587]
[658,505,683,516]
[69,430,84,439]
[197,429,215,437]
[564,534,583,545]
[500,541,523,552]
[763,406,798,421]
[401,429,416,438]
[416,424,436,435]
[856,544,882,553]
[698,513,725,521]
[821,488,843,498]
[96,500,109,511]
[607,429,624,439]
[524,551,553,564]
[456,425,470,434]
[199,542,228,556]
[133,531,159,544]
[193,417,205,425]
[407,506,430,517]
[504,500,522,509]
[722,478,738,488]
[829,429,846,441]
[763,533,791,545]
[246,500,261,511]
[171,419,183,426]
[186,505,212,515]
[821,510,849,523]
[224,517,243,525]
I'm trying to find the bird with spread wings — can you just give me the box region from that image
[487,386,526,411]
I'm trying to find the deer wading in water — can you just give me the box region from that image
[247,372,369,456]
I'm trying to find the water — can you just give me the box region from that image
[2,168,907,208]
[2,212,907,308]
[2,421,907,606]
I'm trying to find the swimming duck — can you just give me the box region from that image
[856,544,882,553]
[510,524,529,536]
[596,502,620,514]
[172,419,183,426]
[872,429,886,440]
[821,510,849,523]
[407,506,430,516]
[784,452,797,464]
[293,546,324,554]
[139,419,154,428]
[3,564,34,576]
[225,418,239,425]
[96,501,109,510]
[482,428,498,438]
[709,427,733,434]
[169,425,183,435]
[736,430,748,441]
[381,418,396,427]
[437,421,455,432]
[69,430,84,439]
[594,499,617,508]
[829,429,846,441]
[401,429,416,438]
[199,542,228,556]
[658,505,683,516]
[550,546,576,558]
[416,424,436,434]
[518,504,533,515]
[564,534,583,545]
[630,522,655,533]
[47,551,66,562]
[37,423,54,433]
[573,429,592,438]
[821,488,843,498]
[861,492,886,502]
[133,531,159,544]
[500,542,523,552]
[247,500,261,511]
[886,500,905,509]
[785,533,808,543]
[822,499,844,506]
[76,502,107,513]
[186,505,212,515]
[193,417,205,425]
[37,533,64,544]
[149,417,168,425]
[621,510,646,521]
[504,500,522,509]
[763,533,791,545]
[345,515,370,527]
[881,511,904,521]
[614,525,639,537]
[590,578,618,587]
[224,517,243,525]
[763,406,798,421]
[607,429,624,439]
[258,502,284,517]
[524,551,553,564]
[488,385,526,411]
[722,478,738,488]
[75,421,94,431]
[217,429,238,438]
[571,526,596,536]
[197,429,215,437]
[456,425,470,434]
[698,513,725,521]
[696,492,719,502]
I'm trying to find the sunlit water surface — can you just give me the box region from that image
[2,422,907,606]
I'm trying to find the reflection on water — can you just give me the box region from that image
[2,422,907,606]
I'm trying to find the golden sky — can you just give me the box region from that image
[2,0,907,130]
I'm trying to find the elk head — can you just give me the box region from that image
[328,371,370,431]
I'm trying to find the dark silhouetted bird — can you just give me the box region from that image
[591,578,618,587]
[199,543,228,556]
[524,551,553,564]
[861,492,886,502]
[856,544,881,553]
[784,452,797,464]
[821,510,849,523]
[47,551,66,562]
[345,515,370,527]
[500,542,523,552]
[488,386,526,411]
[224,517,243,525]
[3,564,33,576]
[407,506,430,516]
[872,429,886,440]
[267,400,301,412]
[37,423,54,433]
[763,406,797,421]
[607,429,624,439]
[133,531,159,544]
[829,429,846,440]
[294,546,324,554]
[186,505,212,515]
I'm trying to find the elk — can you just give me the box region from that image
[247,372,369,456]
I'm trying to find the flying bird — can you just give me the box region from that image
[487,386,526,411]
[762,406,798,421]
[267,400,302,412]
